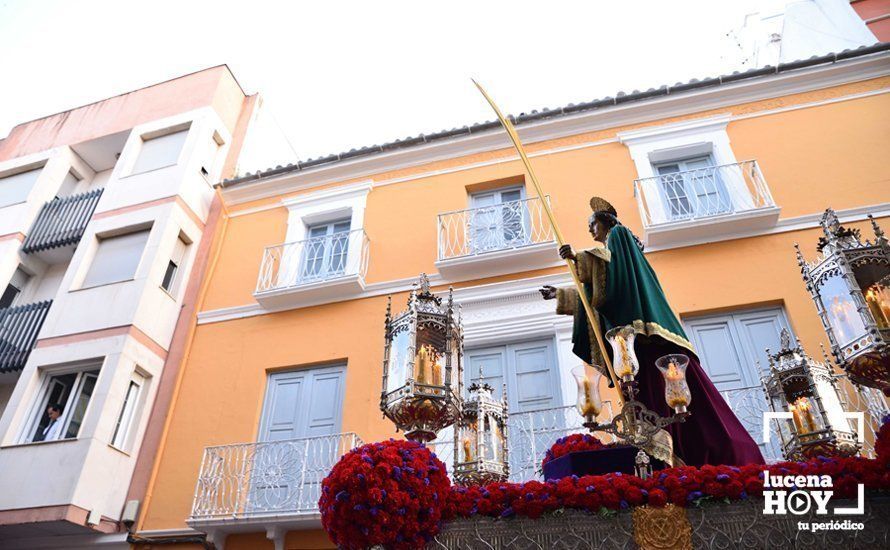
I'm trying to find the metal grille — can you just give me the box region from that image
[437,196,554,260]
[22,189,103,254]
[0,301,52,373]
[255,229,370,293]
[189,432,363,520]
[634,160,774,227]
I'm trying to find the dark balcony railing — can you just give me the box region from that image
[22,189,103,254]
[0,301,52,373]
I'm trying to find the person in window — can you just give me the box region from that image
[37,403,64,442]
[540,196,764,467]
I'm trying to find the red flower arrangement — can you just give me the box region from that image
[319,439,451,550]
[541,433,610,468]
[446,455,890,521]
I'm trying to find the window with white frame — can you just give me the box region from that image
[653,155,731,221]
[161,234,189,294]
[111,373,144,450]
[300,219,351,282]
[130,129,189,175]
[26,363,101,443]
[468,186,528,253]
[0,167,42,208]
[81,228,151,288]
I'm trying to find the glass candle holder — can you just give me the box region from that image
[571,364,603,422]
[656,354,692,414]
[605,326,639,382]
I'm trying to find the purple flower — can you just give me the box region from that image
[392,466,402,480]
[716,474,730,482]
[620,500,629,509]
[335,490,350,502]
[500,507,515,518]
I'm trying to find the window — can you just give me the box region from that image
[300,220,351,282]
[468,187,528,253]
[654,156,731,220]
[82,229,151,288]
[0,267,30,309]
[130,129,189,175]
[111,375,143,449]
[27,365,100,443]
[161,235,188,294]
[0,167,41,208]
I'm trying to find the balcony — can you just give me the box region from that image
[188,433,363,538]
[435,196,556,279]
[21,189,104,260]
[0,301,52,373]
[254,229,369,310]
[633,160,780,248]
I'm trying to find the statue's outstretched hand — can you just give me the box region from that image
[540,285,557,300]
[558,244,576,260]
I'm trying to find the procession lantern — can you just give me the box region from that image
[656,354,692,415]
[606,326,640,382]
[762,329,859,460]
[453,381,509,485]
[380,274,463,443]
[796,210,890,395]
[572,364,604,428]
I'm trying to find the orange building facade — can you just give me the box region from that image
[135,46,890,549]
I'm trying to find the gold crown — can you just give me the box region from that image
[589,196,617,217]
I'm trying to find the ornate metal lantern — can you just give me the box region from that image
[796,210,890,395]
[453,381,509,484]
[381,274,463,443]
[762,329,859,460]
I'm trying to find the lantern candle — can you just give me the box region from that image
[606,326,639,382]
[794,397,817,433]
[571,365,603,422]
[789,402,808,435]
[414,345,436,384]
[462,436,474,462]
[656,354,692,414]
[866,287,890,329]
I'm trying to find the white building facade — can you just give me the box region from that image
[0,66,272,549]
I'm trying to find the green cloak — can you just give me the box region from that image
[572,225,693,367]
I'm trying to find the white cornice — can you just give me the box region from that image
[616,113,732,144]
[281,179,373,209]
[222,53,890,206]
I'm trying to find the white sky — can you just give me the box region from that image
[1,0,793,162]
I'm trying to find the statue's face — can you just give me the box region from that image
[589,220,609,243]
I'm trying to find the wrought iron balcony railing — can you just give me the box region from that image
[22,189,103,254]
[633,160,775,228]
[437,196,555,261]
[256,229,370,294]
[189,432,364,521]
[0,300,52,373]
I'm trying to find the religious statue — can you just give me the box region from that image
[541,197,764,466]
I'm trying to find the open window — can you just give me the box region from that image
[111,372,145,451]
[161,234,189,295]
[0,267,31,309]
[25,362,101,443]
